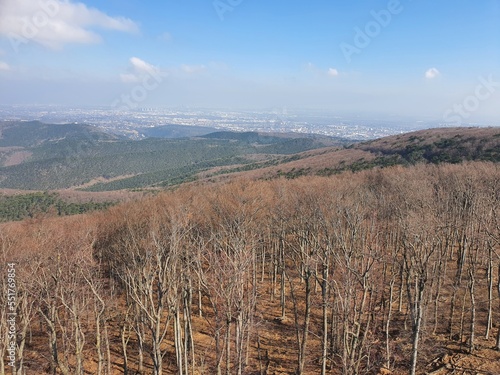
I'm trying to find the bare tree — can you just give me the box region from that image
[496,264,500,351]
[120,220,184,375]
[401,218,438,375]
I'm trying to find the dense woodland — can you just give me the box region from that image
[1,161,500,374]
[0,192,114,222]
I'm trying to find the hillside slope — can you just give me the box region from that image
[202,127,500,181]
[0,120,123,169]
[0,120,121,147]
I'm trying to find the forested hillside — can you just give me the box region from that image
[1,161,499,374]
[0,192,115,222]
[208,127,500,182]
[0,121,342,191]
[0,121,122,148]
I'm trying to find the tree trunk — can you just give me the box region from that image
[225,320,231,375]
[459,292,467,342]
[409,282,424,375]
[280,238,286,320]
[236,315,244,375]
[73,311,85,375]
[321,263,329,375]
[40,306,70,375]
[121,323,130,375]
[16,290,33,375]
[135,319,144,374]
[104,324,112,375]
[96,316,103,375]
[486,247,493,339]
[215,328,222,375]
[329,301,338,365]
[496,264,500,351]
[298,270,312,375]
[448,288,457,339]
[468,268,476,353]
[174,308,184,375]
[198,278,203,318]
[398,263,404,313]
[432,250,445,335]
[183,287,195,375]
[385,279,395,370]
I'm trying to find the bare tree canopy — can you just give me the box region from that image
[1,162,500,374]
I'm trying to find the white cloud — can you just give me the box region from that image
[0,61,10,71]
[118,58,208,83]
[181,64,206,75]
[0,0,139,50]
[425,67,440,79]
[130,57,160,75]
[120,57,164,83]
[305,64,340,78]
[328,68,339,77]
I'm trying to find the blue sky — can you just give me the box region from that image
[0,0,499,122]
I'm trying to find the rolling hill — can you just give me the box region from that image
[0,120,122,148]
[200,127,500,182]
[0,121,345,191]
[140,124,219,138]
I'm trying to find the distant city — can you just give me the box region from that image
[0,105,497,141]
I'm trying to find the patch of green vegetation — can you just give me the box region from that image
[0,121,119,148]
[408,135,424,143]
[315,155,403,177]
[81,156,250,191]
[257,138,320,154]
[281,154,303,163]
[277,167,312,179]
[362,134,500,167]
[0,192,115,222]
[208,158,282,178]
